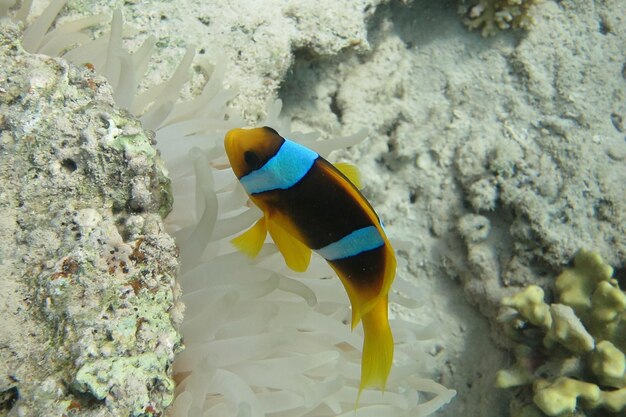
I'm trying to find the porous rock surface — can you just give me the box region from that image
[51,0,407,121]
[0,20,181,417]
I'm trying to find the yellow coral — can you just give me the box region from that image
[459,0,542,37]
[533,377,600,416]
[601,388,626,413]
[555,249,614,321]
[544,303,594,354]
[498,250,626,416]
[502,285,551,329]
[591,280,626,324]
[591,341,626,388]
[495,345,535,388]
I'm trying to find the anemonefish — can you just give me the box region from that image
[224,126,396,398]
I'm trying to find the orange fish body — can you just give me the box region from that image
[224,127,396,396]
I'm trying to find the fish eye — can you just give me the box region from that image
[244,150,262,169]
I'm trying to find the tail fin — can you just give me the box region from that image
[357,295,394,404]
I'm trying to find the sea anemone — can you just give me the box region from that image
[3,1,456,415]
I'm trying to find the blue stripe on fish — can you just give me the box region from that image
[316,226,385,261]
[239,139,319,194]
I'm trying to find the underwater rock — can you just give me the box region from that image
[0,19,181,417]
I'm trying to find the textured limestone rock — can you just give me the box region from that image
[44,0,401,121]
[0,20,181,417]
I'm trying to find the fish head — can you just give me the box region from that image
[224,127,285,178]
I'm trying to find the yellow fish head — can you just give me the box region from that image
[224,127,284,179]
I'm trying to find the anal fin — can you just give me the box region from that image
[267,218,311,272]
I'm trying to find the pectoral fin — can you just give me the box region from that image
[267,218,311,272]
[231,217,267,258]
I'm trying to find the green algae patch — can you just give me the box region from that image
[102,113,157,159]
[109,133,157,159]
[75,353,174,415]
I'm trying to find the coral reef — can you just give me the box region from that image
[496,250,626,416]
[459,0,542,37]
[0,18,181,416]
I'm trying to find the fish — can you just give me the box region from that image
[224,126,396,398]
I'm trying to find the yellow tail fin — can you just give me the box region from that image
[357,295,394,404]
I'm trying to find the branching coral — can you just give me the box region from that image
[1,1,456,416]
[458,0,542,37]
[496,250,626,416]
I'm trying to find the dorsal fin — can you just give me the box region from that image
[333,162,362,189]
